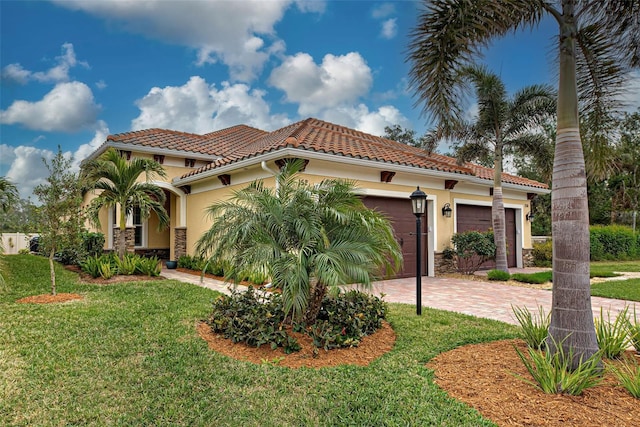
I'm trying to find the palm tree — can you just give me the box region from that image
[196,160,402,325]
[0,176,19,213]
[82,148,169,259]
[447,65,555,273]
[407,0,639,367]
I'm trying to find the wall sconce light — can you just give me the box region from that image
[441,203,452,218]
[526,211,535,222]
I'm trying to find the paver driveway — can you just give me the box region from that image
[161,268,637,326]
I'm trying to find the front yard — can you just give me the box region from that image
[1,254,517,426]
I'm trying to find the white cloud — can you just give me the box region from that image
[1,120,110,200]
[0,82,101,132]
[95,80,107,90]
[321,104,410,136]
[1,43,88,84]
[371,3,395,19]
[2,145,56,201]
[621,70,640,113]
[295,0,326,13]
[1,64,32,84]
[381,18,397,39]
[51,0,320,82]
[269,52,373,115]
[131,76,290,133]
[73,121,110,167]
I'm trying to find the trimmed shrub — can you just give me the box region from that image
[532,239,553,267]
[207,288,386,353]
[590,225,638,261]
[208,288,299,353]
[311,290,387,350]
[451,230,496,274]
[487,269,511,281]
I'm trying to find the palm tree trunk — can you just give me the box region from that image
[49,248,56,296]
[547,5,599,368]
[305,281,328,326]
[118,208,126,260]
[492,139,509,273]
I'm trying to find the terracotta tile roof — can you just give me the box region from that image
[181,118,478,179]
[101,118,547,190]
[106,125,267,156]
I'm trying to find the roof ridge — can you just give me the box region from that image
[107,127,205,141]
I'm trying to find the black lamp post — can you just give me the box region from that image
[410,186,427,315]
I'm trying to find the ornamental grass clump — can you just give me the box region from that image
[629,306,640,353]
[595,306,631,359]
[610,358,640,398]
[512,305,550,350]
[487,269,510,281]
[514,336,603,395]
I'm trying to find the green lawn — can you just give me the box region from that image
[591,278,640,302]
[506,261,640,302]
[1,254,519,426]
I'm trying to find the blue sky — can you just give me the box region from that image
[1,1,636,200]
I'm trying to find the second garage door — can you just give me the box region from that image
[456,204,517,269]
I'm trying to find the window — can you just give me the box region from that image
[133,207,143,246]
[112,206,145,247]
[153,154,165,164]
[185,158,196,167]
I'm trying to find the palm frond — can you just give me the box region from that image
[407,0,545,128]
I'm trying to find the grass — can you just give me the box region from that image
[1,254,520,426]
[591,278,640,302]
[505,261,640,302]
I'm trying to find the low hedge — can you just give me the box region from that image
[531,225,639,263]
[590,225,639,261]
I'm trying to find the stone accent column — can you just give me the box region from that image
[112,227,136,254]
[522,248,534,267]
[434,252,458,275]
[174,227,187,260]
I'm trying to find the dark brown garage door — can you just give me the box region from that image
[456,204,516,269]
[362,196,426,278]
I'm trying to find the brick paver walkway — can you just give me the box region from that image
[162,268,637,326]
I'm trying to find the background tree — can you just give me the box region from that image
[407,0,639,367]
[0,177,19,214]
[82,148,169,259]
[383,124,439,153]
[447,65,555,272]
[196,160,402,325]
[33,148,84,295]
[0,198,40,233]
[610,109,640,232]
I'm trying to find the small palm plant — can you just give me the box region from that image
[196,160,402,325]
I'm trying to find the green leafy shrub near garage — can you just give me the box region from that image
[532,239,553,267]
[590,225,639,261]
[450,230,496,274]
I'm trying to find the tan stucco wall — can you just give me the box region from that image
[81,150,539,264]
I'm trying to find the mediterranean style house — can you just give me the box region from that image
[82,117,548,277]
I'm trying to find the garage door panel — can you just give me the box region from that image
[456,204,516,269]
[363,196,426,278]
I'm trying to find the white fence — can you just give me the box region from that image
[0,233,38,254]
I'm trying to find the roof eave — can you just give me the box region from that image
[80,141,220,167]
[173,148,478,187]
